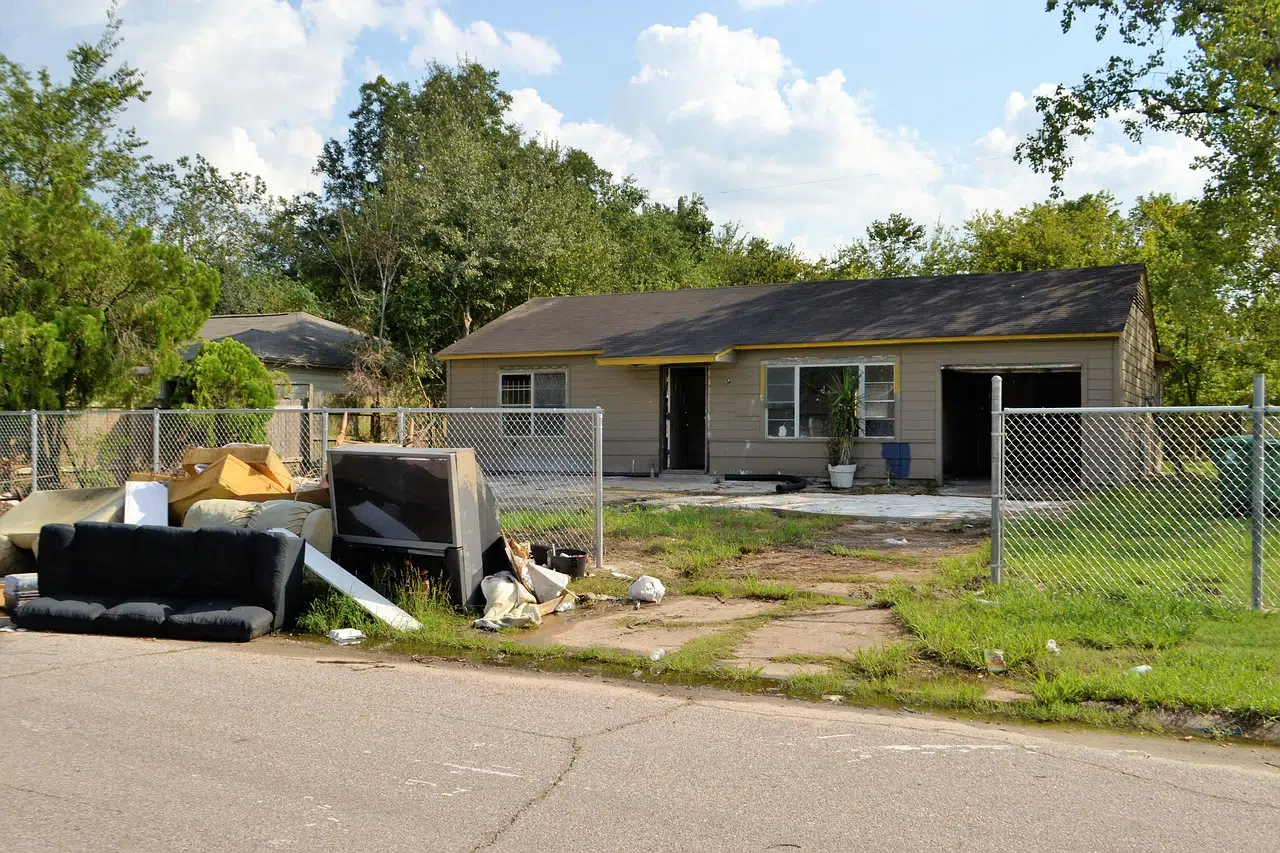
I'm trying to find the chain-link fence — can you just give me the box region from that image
[993,386,1278,609]
[0,406,604,565]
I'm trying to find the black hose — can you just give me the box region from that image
[724,473,808,494]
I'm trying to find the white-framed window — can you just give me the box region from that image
[764,362,896,439]
[500,370,568,436]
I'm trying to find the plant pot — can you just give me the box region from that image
[828,463,857,489]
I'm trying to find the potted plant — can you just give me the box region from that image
[825,370,860,488]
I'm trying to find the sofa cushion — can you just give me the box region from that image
[131,526,201,598]
[16,595,119,632]
[97,599,187,636]
[166,601,274,642]
[188,527,261,601]
[67,522,137,597]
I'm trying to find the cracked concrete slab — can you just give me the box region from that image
[729,606,905,677]
[3,633,1279,853]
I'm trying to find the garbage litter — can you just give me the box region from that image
[474,571,543,631]
[983,649,1007,674]
[328,628,366,645]
[628,575,666,604]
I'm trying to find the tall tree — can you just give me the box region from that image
[1019,0,1280,229]
[0,16,218,409]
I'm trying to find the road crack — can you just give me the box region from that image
[470,700,692,852]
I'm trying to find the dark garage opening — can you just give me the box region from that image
[942,367,1082,481]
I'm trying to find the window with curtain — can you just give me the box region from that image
[500,370,567,436]
[764,362,895,438]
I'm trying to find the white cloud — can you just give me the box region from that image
[507,14,1206,257]
[400,1,560,75]
[2,1,562,197]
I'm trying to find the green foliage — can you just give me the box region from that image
[0,15,218,409]
[172,338,278,410]
[823,369,860,466]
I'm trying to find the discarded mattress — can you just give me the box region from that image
[0,487,124,569]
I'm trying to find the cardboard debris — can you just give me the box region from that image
[182,445,294,492]
[293,483,331,508]
[167,454,291,522]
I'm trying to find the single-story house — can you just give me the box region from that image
[182,312,368,405]
[437,264,1161,483]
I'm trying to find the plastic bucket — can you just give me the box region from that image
[550,548,588,577]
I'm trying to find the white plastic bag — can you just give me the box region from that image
[328,628,366,645]
[628,575,666,603]
[526,563,571,604]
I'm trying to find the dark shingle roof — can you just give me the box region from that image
[188,313,367,369]
[437,265,1146,361]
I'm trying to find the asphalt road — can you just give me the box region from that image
[3,632,1278,853]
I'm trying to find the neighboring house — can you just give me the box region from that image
[179,312,368,405]
[437,264,1162,483]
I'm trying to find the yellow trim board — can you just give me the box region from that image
[438,349,603,361]
[594,348,735,366]
[733,332,1121,351]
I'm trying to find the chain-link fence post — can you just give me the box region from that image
[990,375,1003,583]
[1252,374,1266,610]
[151,409,161,473]
[29,411,39,492]
[396,408,406,446]
[594,407,605,571]
[320,409,329,478]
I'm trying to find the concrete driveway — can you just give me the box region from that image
[3,632,1278,852]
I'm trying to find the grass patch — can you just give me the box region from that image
[606,505,842,577]
[827,544,923,565]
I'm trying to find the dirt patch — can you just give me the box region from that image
[732,606,904,670]
[730,550,937,584]
[515,595,773,656]
[983,686,1033,704]
[820,519,988,555]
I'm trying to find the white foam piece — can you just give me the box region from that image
[124,481,169,526]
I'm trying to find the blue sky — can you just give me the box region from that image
[1,0,1202,256]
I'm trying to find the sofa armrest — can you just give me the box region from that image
[254,532,306,632]
[34,524,76,596]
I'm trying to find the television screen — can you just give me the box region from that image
[329,451,456,546]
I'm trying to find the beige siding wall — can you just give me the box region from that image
[448,356,661,474]
[707,340,1116,481]
[446,338,1118,482]
[1118,289,1159,406]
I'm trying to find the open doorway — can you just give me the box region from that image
[942,367,1081,481]
[663,366,707,471]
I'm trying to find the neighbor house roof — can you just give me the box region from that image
[188,312,368,369]
[436,264,1147,364]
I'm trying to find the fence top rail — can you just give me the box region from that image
[3,406,605,417]
[1002,405,1256,415]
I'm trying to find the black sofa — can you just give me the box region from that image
[15,522,305,642]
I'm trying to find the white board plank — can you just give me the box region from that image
[124,481,169,526]
[268,528,422,631]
